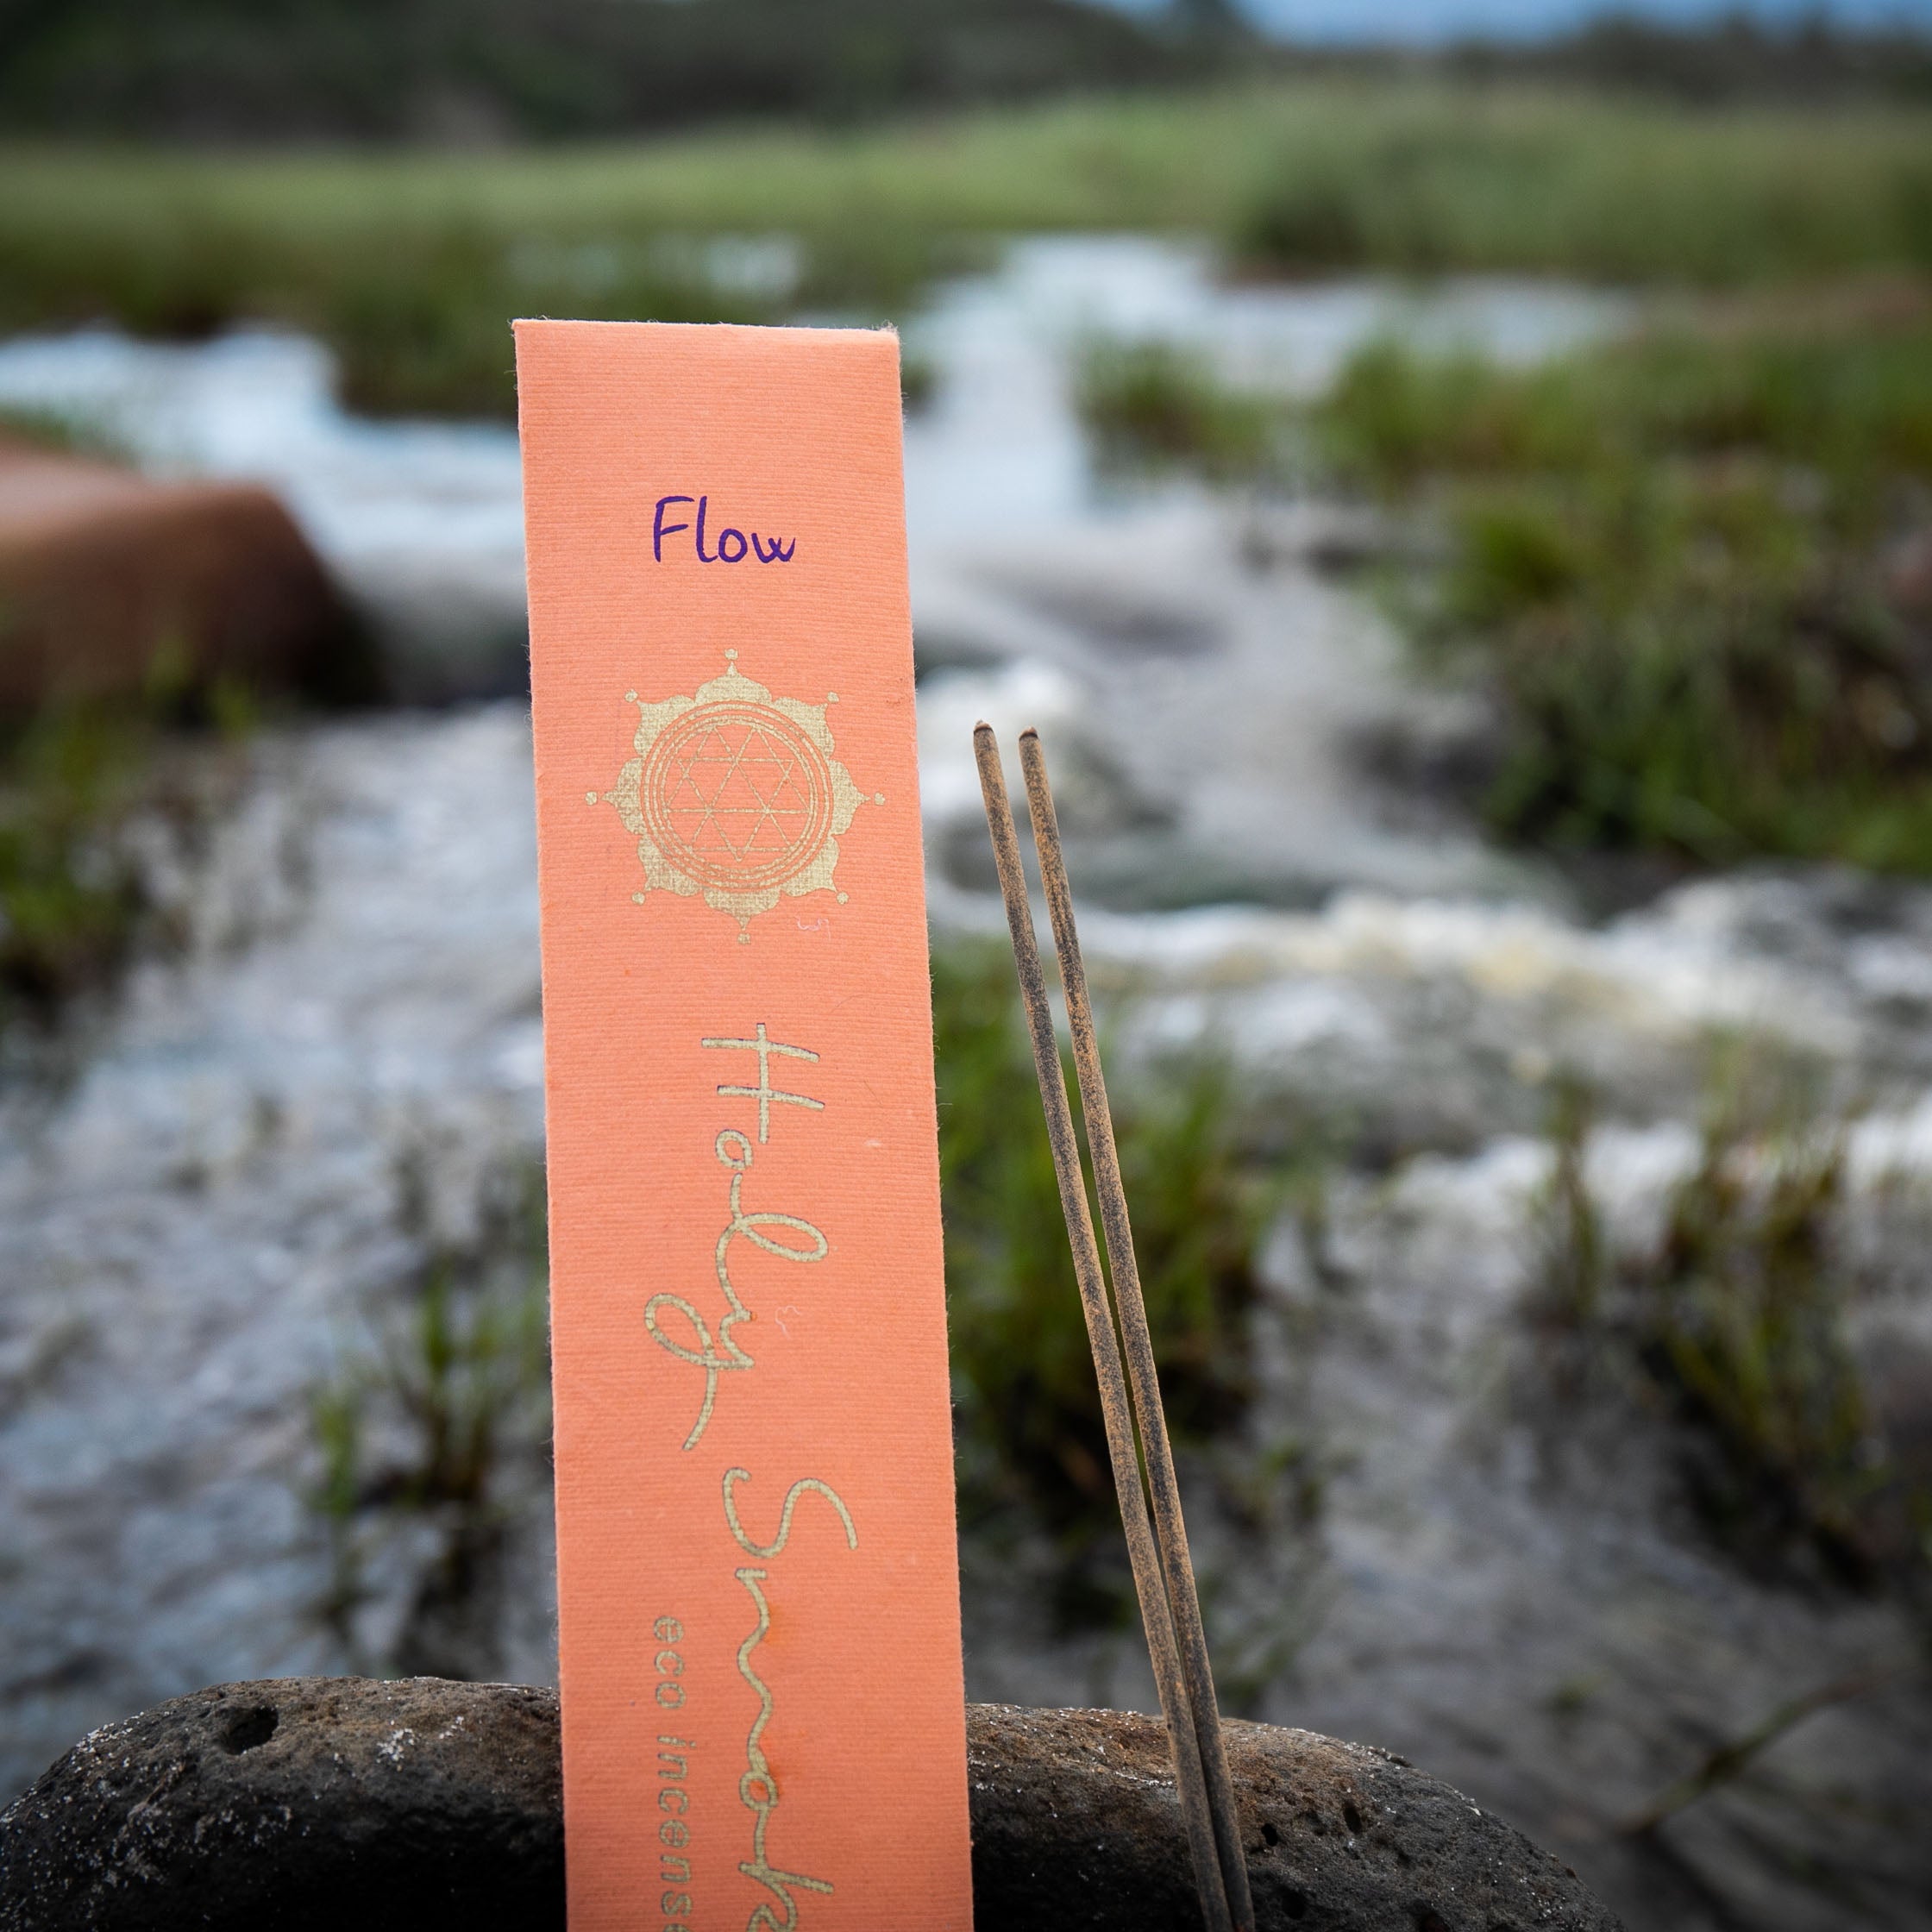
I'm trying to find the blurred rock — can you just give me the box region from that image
[1885,524,1932,623]
[0,1677,1622,1932]
[1237,499,1429,576]
[347,551,530,706]
[0,435,373,712]
[913,505,1556,918]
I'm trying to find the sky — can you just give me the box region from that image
[1107,0,1932,41]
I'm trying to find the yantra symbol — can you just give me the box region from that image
[600,652,875,938]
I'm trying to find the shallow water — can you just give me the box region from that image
[2,243,1928,1929]
[6,699,1929,1929]
[0,237,1621,899]
[0,235,1622,608]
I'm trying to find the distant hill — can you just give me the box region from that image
[0,0,1239,142]
[1446,12,1932,102]
[3,2,1916,144]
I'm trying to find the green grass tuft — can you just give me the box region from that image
[0,702,154,1027]
[1308,309,1932,873]
[932,939,1269,1625]
[1076,339,1277,480]
[1646,1071,1874,1574]
[1531,1051,1922,1591]
[305,1157,552,1673]
[0,675,267,1043]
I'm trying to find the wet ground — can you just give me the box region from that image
[3,242,1928,1930]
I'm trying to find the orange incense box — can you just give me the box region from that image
[516,320,973,1932]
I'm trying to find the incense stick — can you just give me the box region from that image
[973,724,1235,1932]
[1019,728,1256,1932]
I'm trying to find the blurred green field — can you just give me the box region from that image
[3,78,1929,414]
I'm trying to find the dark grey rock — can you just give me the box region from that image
[1,1678,1622,1931]
[0,1677,561,1932]
[970,1702,1623,1932]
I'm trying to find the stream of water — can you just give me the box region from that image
[3,241,1927,1931]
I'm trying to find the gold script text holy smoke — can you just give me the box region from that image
[650,1027,855,1932]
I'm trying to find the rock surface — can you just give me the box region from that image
[0,434,366,709]
[0,1677,1620,1931]
[0,1678,560,1932]
[969,1701,1621,1932]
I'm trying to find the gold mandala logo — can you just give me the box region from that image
[598,652,875,940]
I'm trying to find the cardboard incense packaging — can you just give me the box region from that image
[516,321,973,1930]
